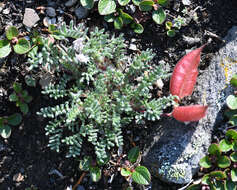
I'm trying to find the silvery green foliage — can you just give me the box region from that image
[34,21,174,162]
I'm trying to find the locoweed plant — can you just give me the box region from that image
[31,21,174,164]
[188,129,237,190]
[9,82,33,115]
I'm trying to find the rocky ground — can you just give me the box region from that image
[0,0,237,190]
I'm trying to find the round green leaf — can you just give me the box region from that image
[231,169,237,182]
[104,14,115,22]
[114,17,123,30]
[233,141,237,151]
[230,152,237,162]
[186,184,201,190]
[226,129,237,140]
[132,0,142,6]
[6,26,19,40]
[225,179,237,190]
[121,168,132,176]
[120,11,133,25]
[131,166,151,185]
[9,92,18,102]
[98,0,116,15]
[0,39,11,58]
[13,82,22,93]
[199,156,212,168]
[139,0,154,11]
[19,102,29,115]
[90,167,101,182]
[227,95,237,110]
[152,8,166,24]
[167,29,176,37]
[80,0,94,9]
[7,113,22,126]
[230,74,237,87]
[208,143,221,156]
[201,174,212,185]
[118,0,130,6]
[128,146,140,163]
[209,171,226,180]
[13,38,31,54]
[217,155,231,168]
[131,23,144,34]
[0,125,11,138]
[219,139,233,152]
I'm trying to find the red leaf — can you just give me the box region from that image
[172,105,208,122]
[170,45,205,100]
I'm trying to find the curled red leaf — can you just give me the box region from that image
[172,105,208,122]
[170,45,205,100]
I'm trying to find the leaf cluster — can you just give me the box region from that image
[9,82,33,115]
[32,22,174,164]
[188,129,237,190]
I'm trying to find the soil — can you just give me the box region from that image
[0,0,237,190]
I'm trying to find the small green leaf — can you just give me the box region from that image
[230,74,237,87]
[0,39,11,58]
[104,14,115,22]
[213,180,225,190]
[13,38,31,54]
[225,180,236,190]
[13,82,22,93]
[25,75,36,87]
[90,167,101,182]
[217,155,231,168]
[186,184,201,190]
[231,169,237,182]
[9,92,18,102]
[7,113,22,126]
[80,0,94,9]
[229,116,237,126]
[152,8,166,24]
[226,129,237,140]
[121,168,132,176]
[157,0,168,6]
[230,152,237,162]
[97,154,109,166]
[19,102,29,115]
[201,174,212,185]
[114,17,123,30]
[120,11,133,25]
[209,171,226,180]
[139,0,154,11]
[227,95,237,110]
[98,0,116,15]
[199,156,212,168]
[0,125,11,138]
[208,143,221,156]
[132,0,142,6]
[79,156,92,171]
[24,96,33,103]
[131,166,151,185]
[165,21,172,30]
[118,0,130,6]
[128,146,140,163]
[167,29,176,37]
[131,23,144,34]
[6,26,19,40]
[233,141,237,151]
[219,139,233,152]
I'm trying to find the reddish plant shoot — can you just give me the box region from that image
[170,45,205,100]
[172,105,208,122]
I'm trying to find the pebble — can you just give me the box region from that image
[23,8,40,28]
[65,0,77,7]
[2,8,10,14]
[46,7,56,17]
[182,0,191,6]
[43,17,56,27]
[75,7,89,20]
[129,44,137,51]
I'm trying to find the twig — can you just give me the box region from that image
[72,172,86,190]
[204,30,225,42]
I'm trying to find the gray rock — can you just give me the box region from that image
[46,7,56,17]
[75,7,89,20]
[65,0,77,7]
[23,8,40,28]
[143,26,237,184]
